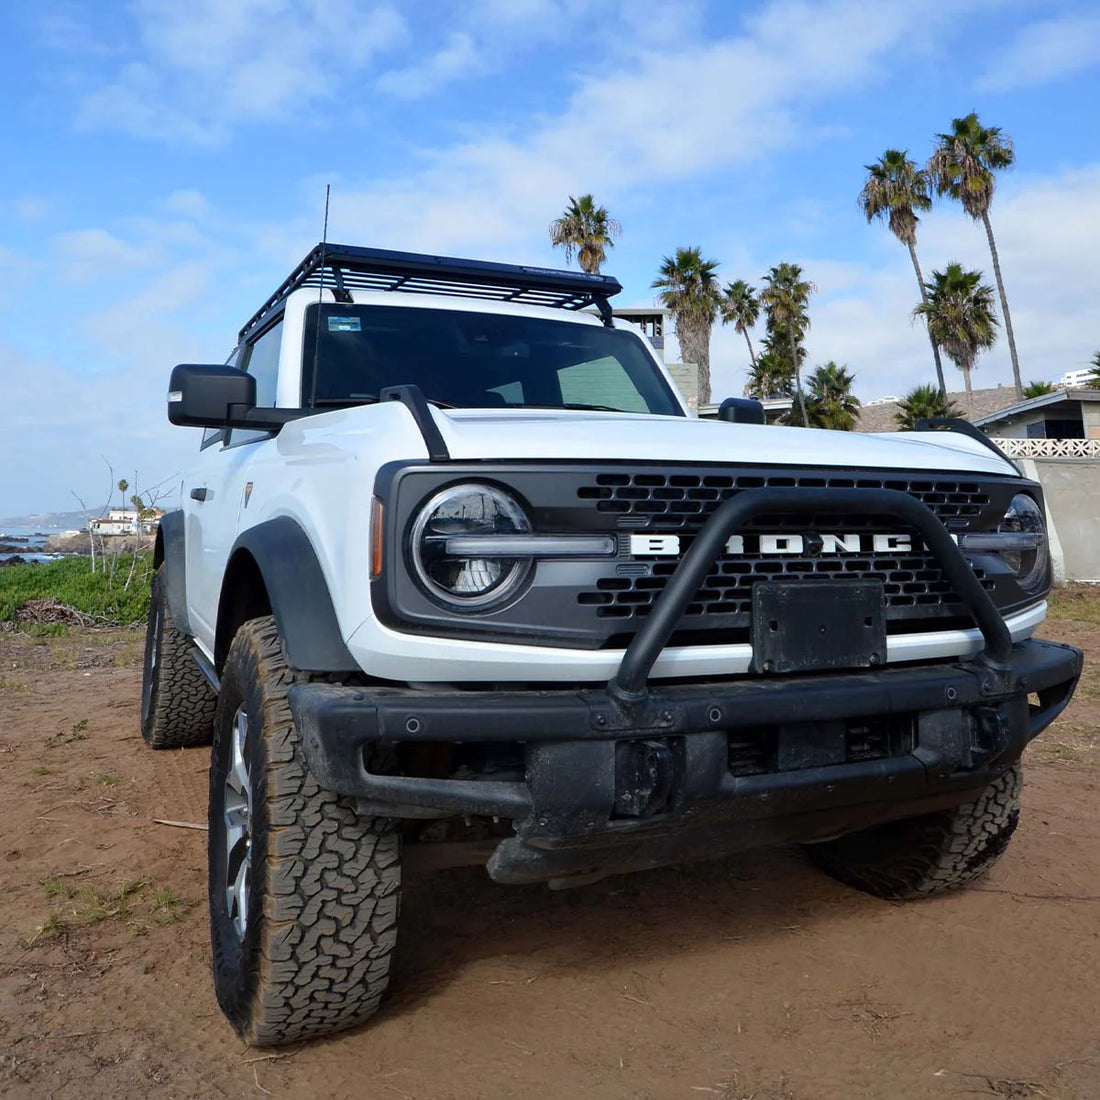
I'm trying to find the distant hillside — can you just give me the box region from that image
[0,508,104,532]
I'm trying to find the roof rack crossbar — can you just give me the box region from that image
[239,242,622,339]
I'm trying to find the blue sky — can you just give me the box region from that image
[2,0,1099,516]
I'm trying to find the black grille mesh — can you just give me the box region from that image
[575,471,995,624]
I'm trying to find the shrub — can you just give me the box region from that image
[0,552,152,625]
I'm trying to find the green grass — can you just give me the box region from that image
[20,877,195,946]
[1047,584,1100,626]
[0,552,152,625]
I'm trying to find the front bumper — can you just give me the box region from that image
[290,485,1082,886]
[289,638,1081,883]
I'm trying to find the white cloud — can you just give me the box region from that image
[14,197,51,223]
[74,0,407,144]
[160,190,211,220]
[375,32,481,99]
[324,0,961,257]
[54,228,159,284]
[975,13,1100,93]
[0,342,199,516]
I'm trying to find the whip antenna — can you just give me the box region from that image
[309,184,331,408]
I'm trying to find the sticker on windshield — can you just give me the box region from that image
[328,316,361,332]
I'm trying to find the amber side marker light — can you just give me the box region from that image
[370,498,385,578]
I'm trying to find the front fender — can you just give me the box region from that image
[155,510,192,636]
[226,517,357,673]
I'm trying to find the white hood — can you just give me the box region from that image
[429,409,1018,476]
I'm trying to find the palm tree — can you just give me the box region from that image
[928,113,1022,400]
[1089,350,1100,389]
[744,350,794,400]
[720,279,760,374]
[548,194,621,275]
[894,384,963,430]
[804,362,861,430]
[652,247,722,406]
[760,262,815,427]
[858,149,947,396]
[913,263,999,413]
[1023,381,1056,398]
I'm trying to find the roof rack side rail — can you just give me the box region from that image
[239,243,622,340]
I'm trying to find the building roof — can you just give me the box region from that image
[855,386,1023,433]
[972,388,1100,428]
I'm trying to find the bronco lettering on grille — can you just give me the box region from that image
[628,532,916,557]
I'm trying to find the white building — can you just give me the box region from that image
[1057,368,1096,388]
[89,508,163,537]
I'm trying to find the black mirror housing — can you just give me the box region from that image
[718,397,766,425]
[168,364,256,427]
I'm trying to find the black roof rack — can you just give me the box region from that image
[239,243,623,340]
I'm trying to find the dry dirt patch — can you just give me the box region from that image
[1,605,1098,1099]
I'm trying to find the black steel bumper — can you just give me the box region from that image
[287,487,1083,885]
[289,638,1081,882]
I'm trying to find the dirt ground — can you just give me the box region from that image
[1,598,1098,1100]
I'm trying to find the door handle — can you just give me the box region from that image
[190,487,209,502]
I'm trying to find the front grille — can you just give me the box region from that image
[587,553,993,621]
[382,461,1032,652]
[578,470,989,529]
[576,470,996,629]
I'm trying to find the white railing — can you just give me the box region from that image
[990,438,1100,458]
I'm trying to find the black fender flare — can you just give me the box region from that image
[154,510,192,636]
[224,517,357,673]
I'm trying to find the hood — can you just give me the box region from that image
[428,409,1018,476]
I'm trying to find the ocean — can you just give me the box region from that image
[0,525,70,564]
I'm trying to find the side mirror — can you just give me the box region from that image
[167,365,307,430]
[718,397,766,425]
[168,364,256,427]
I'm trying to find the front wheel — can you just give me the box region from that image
[804,765,1022,900]
[208,616,401,1046]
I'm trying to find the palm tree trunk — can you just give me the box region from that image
[963,365,973,415]
[788,329,809,428]
[697,324,712,407]
[907,241,947,397]
[742,330,757,370]
[980,211,1022,401]
[677,315,712,408]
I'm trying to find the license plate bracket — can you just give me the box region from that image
[751,580,886,674]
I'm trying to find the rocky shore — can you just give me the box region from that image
[46,532,154,556]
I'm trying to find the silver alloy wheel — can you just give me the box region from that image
[149,605,160,676]
[224,705,253,940]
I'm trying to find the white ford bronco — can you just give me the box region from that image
[141,243,1081,1045]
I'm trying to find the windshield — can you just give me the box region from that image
[301,303,683,416]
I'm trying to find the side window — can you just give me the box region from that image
[200,345,241,450]
[557,357,648,412]
[229,320,283,447]
[241,320,282,408]
[201,426,225,449]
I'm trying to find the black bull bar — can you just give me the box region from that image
[288,487,1082,879]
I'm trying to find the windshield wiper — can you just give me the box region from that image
[521,402,622,413]
[312,395,455,409]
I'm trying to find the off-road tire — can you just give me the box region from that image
[208,616,401,1046]
[804,765,1022,900]
[141,565,216,749]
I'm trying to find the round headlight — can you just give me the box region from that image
[410,484,533,609]
[999,493,1049,593]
